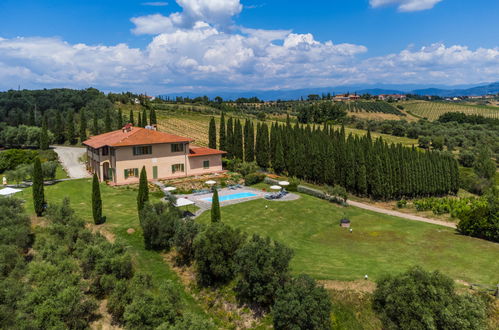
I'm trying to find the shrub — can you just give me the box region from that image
[244,172,265,186]
[235,234,293,309]
[373,266,487,330]
[457,187,499,243]
[173,219,203,266]
[0,149,37,173]
[297,185,326,199]
[396,199,407,208]
[193,223,246,287]
[139,203,180,251]
[273,274,332,329]
[287,178,300,192]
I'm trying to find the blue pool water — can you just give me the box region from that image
[202,192,258,202]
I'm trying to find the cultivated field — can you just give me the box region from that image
[197,184,499,286]
[402,100,499,120]
[154,110,418,147]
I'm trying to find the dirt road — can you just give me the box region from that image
[53,146,91,179]
[348,200,457,228]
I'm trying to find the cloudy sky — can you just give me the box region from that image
[0,0,498,94]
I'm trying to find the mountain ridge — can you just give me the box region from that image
[159,82,499,101]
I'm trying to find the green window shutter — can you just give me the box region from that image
[134,168,139,177]
[124,169,128,179]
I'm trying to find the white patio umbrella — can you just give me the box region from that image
[205,180,216,186]
[270,185,282,190]
[278,181,290,186]
[0,187,22,196]
[164,186,177,192]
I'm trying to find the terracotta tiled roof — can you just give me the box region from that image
[83,127,193,149]
[188,146,226,157]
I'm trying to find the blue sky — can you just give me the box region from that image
[0,0,498,93]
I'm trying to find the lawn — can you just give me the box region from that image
[18,179,212,323]
[197,188,499,285]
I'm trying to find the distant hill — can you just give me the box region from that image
[159,82,498,101]
[413,82,499,97]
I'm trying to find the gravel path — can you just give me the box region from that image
[53,146,91,179]
[348,200,457,228]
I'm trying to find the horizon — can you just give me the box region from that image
[0,0,498,94]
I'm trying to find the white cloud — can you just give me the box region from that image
[0,0,498,93]
[370,0,442,12]
[132,0,242,34]
[360,43,499,84]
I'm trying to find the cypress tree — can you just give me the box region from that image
[28,108,36,126]
[211,189,221,223]
[243,119,249,161]
[39,115,49,150]
[260,123,270,168]
[226,118,234,158]
[208,117,217,149]
[247,121,255,162]
[32,157,45,217]
[92,173,103,224]
[234,120,243,159]
[138,112,142,129]
[129,109,135,125]
[92,111,99,135]
[142,108,148,127]
[219,112,226,151]
[105,108,112,132]
[55,111,65,144]
[137,166,149,214]
[66,110,76,144]
[149,108,157,125]
[79,109,87,142]
[370,156,383,200]
[116,109,123,130]
[273,133,285,174]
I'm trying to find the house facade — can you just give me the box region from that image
[83,125,225,185]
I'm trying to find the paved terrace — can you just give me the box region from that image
[176,187,299,218]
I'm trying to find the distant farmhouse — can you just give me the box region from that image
[377,94,407,101]
[83,125,225,185]
[333,94,361,101]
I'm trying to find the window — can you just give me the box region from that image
[124,168,139,179]
[133,146,152,156]
[171,164,185,173]
[171,143,184,152]
[101,146,109,156]
[203,160,210,169]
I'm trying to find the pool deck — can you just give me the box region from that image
[177,187,298,218]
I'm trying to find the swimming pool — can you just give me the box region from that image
[202,192,258,202]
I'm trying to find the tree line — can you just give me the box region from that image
[209,116,460,200]
[0,88,160,147]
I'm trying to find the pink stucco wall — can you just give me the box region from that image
[87,142,223,184]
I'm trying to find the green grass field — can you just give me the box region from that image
[197,186,499,285]
[18,179,213,323]
[403,100,499,120]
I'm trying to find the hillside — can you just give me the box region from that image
[402,100,499,120]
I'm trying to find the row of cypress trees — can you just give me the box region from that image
[129,108,157,128]
[210,115,459,200]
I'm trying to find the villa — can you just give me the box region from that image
[83,124,225,185]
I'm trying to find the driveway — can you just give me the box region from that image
[53,146,91,179]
